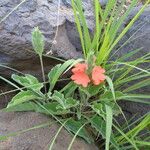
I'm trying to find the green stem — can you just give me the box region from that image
[40,56,47,100]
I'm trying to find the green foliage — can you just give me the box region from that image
[1,1,150,149]
[7,90,40,108]
[86,84,103,96]
[105,105,113,150]
[64,119,93,144]
[32,27,44,57]
[60,81,77,98]
[89,115,120,149]
[52,91,79,110]
[48,59,78,91]
[3,102,37,112]
[12,74,43,93]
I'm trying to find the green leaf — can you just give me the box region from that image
[117,48,141,62]
[123,78,150,93]
[125,114,150,139]
[38,102,69,115]
[100,91,123,116]
[48,59,76,91]
[91,102,105,117]
[60,81,77,98]
[2,102,37,112]
[65,119,93,144]
[32,27,44,56]
[115,62,150,75]
[113,125,139,150]
[52,91,79,110]
[121,94,150,105]
[12,74,43,93]
[71,0,91,57]
[75,0,91,53]
[87,84,103,96]
[92,99,121,118]
[60,97,78,110]
[52,91,66,109]
[89,115,120,150]
[94,0,101,53]
[56,97,79,110]
[100,91,124,101]
[7,90,40,108]
[106,76,116,101]
[105,105,113,150]
[48,64,61,89]
[71,0,86,57]
[3,101,69,115]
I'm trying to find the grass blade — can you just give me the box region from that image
[105,105,113,150]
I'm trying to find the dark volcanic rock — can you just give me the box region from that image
[0,0,86,77]
[0,0,95,61]
[62,0,108,8]
[116,6,150,61]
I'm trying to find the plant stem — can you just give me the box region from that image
[40,56,47,100]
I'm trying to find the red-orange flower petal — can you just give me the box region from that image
[71,63,87,74]
[92,66,106,85]
[71,72,90,87]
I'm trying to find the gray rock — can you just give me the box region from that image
[0,0,91,77]
[99,0,108,6]
[62,0,72,8]
[61,0,108,8]
[116,6,150,61]
[0,82,15,109]
[0,0,94,59]
[0,112,97,150]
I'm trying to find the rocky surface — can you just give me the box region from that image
[61,0,108,8]
[0,112,97,150]
[0,0,95,77]
[116,5,150,61]
[0,83,15,109]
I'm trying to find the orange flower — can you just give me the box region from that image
[71,63,90,87]
[71,72,90,87]
[72,63,87,73]
[92,66,106,85]
[71,63,106,87]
